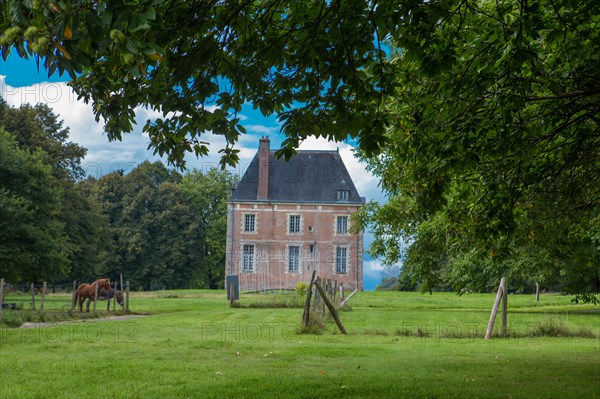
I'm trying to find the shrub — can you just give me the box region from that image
[295,282,308,297]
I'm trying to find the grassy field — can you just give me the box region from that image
[1,290,598,398]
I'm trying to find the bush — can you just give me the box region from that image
[295,282,308,297]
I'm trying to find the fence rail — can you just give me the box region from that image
[0,275,130,323]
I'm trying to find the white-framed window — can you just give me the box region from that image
[336,216,348,234]
[289,215,301,233]
[337,190,349,201]
[335,247,347,273]
[242,244,255,272]
[244,214,256,232]
[288,246,300,273]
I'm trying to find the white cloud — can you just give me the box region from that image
[0,76,384,205]
[0,76,251,177]
[244,124,280,135]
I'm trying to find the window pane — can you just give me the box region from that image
[336,216,348,234]
[335,247,347,273]
[244,214,255,232]
[288,246,300,272]
[289,215,300,233]
[243,244,254,271]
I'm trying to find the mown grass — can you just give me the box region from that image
[1,290,598,398]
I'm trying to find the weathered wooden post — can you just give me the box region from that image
[501,278,508,336]
[229,282,235,307]
[340,289,358,307]
[485,277,506,339]
[332,280,338,304]
[70,280,77,314]
[535,282,540,302]
[312,277,321,313]
[40,281,47,316]
[120,274,124,296]
[125,281,130,313]
[93,282,99,314]
[113,281,118,312]
[31,283,36,311]
[314,280,347,335]
[0,278,4,323]
[302,271,316,327]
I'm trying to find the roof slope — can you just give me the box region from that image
[230,150,363,204]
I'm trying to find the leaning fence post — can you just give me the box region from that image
[125,281,130,313]
[40,281,47,316]
[0,278,4,323]
[31,283,36,311]
[485,277,506,339]
[314,280,347,334]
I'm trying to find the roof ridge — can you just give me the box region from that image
[269,149,339,154]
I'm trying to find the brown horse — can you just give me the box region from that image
[74,278,112,312]
[85,287,124,312]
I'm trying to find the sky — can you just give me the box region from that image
[0,53,394,290]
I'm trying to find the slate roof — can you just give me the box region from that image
[230,150,364,204]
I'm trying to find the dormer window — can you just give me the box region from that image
[337,190,349,201]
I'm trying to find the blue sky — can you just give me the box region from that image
[0,53,393,290]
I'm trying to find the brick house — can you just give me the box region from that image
[225,137,364,292]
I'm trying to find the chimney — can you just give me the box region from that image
[257,136,270,200]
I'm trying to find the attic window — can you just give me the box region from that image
[337,190,349,201]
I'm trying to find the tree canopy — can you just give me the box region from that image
[1,0,399,167]
[2,1,598,298]
[0,100,234,289]
[353,1,599,300]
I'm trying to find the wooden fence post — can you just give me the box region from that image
[93,282,99,314]
[31,283,36,311]
[40,281,47,316]
[302,271,316,327]
[70,280,77,314]
[0,278,4,323]
[120,274,124,296]
[314,280,347,335]
[125,281,130,313]
[340,289,358,307]
[312,277,321,313]
[112,281,117,312]
[485,277,505,339]
[501,278,508,336]
[535,282,540,302]
[332,280,338,304]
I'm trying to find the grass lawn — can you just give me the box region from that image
[1,290,598,398]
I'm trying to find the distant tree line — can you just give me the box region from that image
[0,100,234,290]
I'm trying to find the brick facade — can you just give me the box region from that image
[226,137,364,292]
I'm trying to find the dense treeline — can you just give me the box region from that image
[0,100,234,290]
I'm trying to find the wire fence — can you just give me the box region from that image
[3,282,77,293]
[0,277,130,323]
